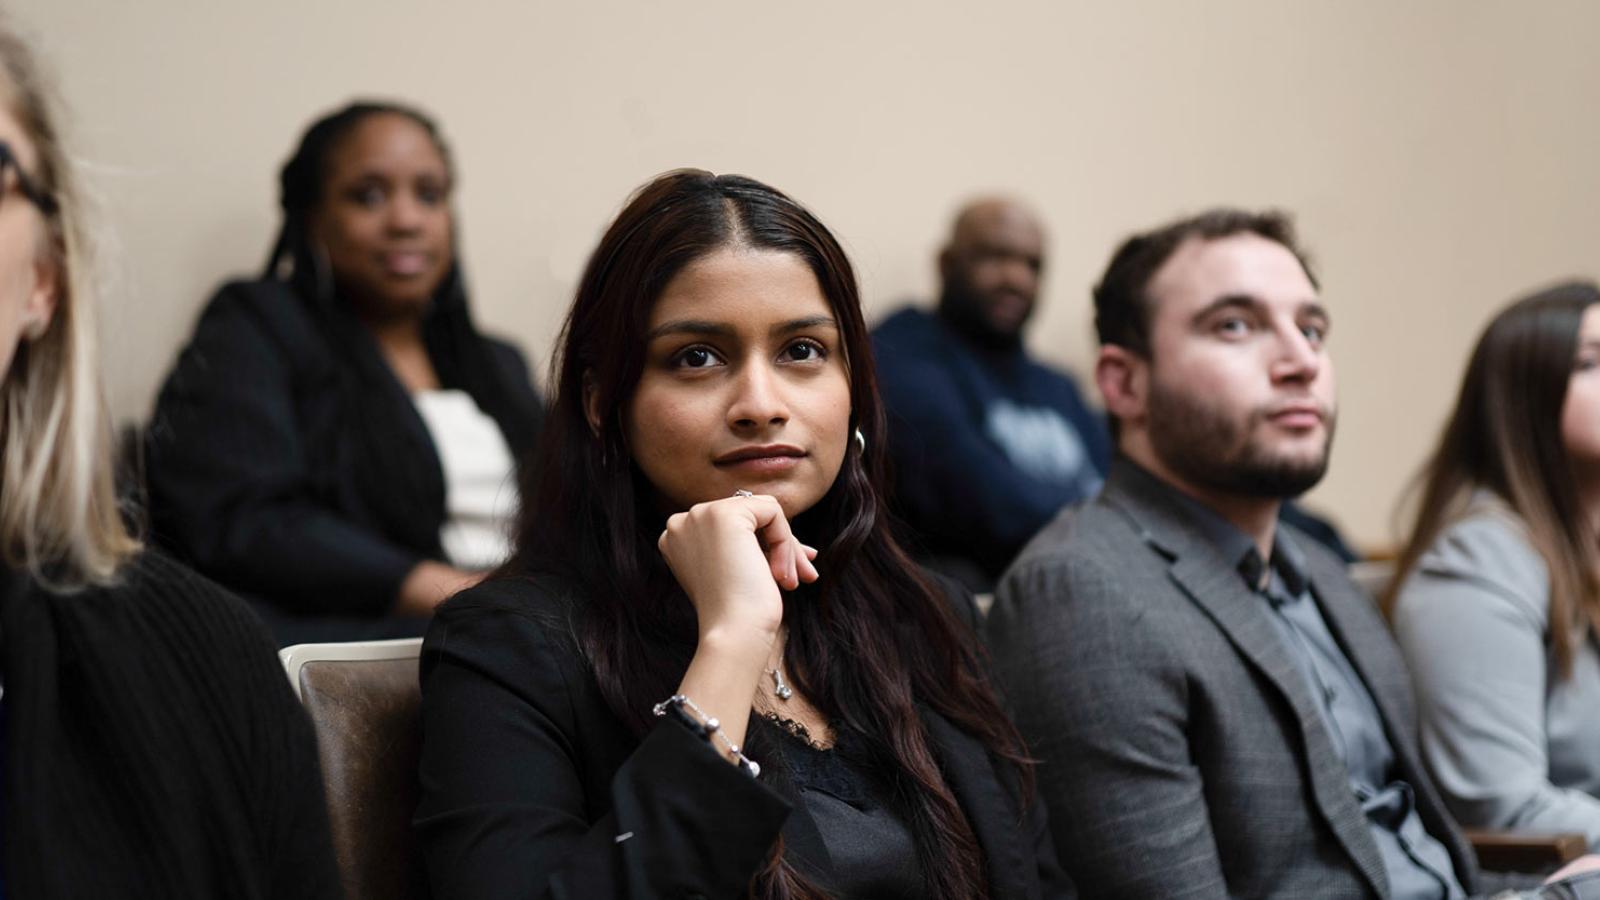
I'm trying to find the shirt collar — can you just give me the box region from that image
[1241,535,1311,599]
[1132,465,1310,597]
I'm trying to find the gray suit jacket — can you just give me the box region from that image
[988,460,1479,899]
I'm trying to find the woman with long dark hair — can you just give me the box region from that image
[416,170,1070,898]
[146,100,543,643]
[1386,281,1600,847]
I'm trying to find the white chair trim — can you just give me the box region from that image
[278,638,424,700]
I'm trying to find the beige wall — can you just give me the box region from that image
[11,0,1600,550]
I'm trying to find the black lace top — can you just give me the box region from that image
[762,714,923,899]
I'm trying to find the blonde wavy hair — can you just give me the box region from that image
[0,24,137,586]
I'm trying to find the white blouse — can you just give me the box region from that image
[412,389,519,571]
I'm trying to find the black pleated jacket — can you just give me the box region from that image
[0,550,342,899]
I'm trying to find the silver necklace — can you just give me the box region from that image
[765,664,793,701]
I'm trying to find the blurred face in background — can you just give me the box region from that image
[311,112,453,322]
[938,199,1045,348]
[0,96,57,380]
[1561,305,1600,474]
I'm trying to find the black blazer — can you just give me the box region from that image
[146,277,542,618]
[415,574,1073,899]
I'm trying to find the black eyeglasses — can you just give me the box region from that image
[0,141,58,217]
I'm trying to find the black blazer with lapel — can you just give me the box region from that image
[987,460,1477,899]
[147,278,542,619]
[416,573,1073,900]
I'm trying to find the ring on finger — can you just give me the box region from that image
[732,489,754,498]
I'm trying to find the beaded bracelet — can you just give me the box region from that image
[652,694,761,778]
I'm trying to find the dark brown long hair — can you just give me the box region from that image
[1383,280,1600,676]
[506,170,1028,899]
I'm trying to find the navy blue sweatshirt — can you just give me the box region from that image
[872,306,1111,580]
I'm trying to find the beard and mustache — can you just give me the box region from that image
[1146,373,1336,500]
[939,278,1033,352]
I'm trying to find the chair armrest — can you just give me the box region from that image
[1467,829,1588,873]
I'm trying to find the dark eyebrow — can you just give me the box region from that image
[1299,302,1330,322]
[345,169,451,186]
[1191,293,1263,324]
[645,316,839,342]
[773,315,838,336]
[644,319,734,342]
[1191,294,1327,324]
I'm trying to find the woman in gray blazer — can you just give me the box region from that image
[1387,281,1600,847]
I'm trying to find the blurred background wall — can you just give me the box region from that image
[11,0,1600,551]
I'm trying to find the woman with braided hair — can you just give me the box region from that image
[147,100,543,643]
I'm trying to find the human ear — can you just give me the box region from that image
[581,369,603,436]
[24,247,59,340]
[1096,345,1147,426]
[937,245,958,284]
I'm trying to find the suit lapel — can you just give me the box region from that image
[921,707,1035,900]
[1101,464,1390,898]
[1305,554,1479,889]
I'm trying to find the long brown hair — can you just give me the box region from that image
[1384,280,1600,676]
[507,170,1029,899]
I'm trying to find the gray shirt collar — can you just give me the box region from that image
[1126,462,1310,597]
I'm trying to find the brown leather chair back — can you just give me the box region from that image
[282,639,428,900]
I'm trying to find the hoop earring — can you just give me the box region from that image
[854,428,867,454]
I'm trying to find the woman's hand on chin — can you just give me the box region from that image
[663,493,819,760]
[659,493,819,646]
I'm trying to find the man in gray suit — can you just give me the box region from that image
[988,209,1600,899]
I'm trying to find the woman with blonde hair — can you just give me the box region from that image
[0,23,340,897]
[1387,281,1600,848]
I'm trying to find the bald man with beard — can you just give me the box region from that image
[872,198,1110,590]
